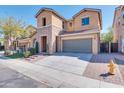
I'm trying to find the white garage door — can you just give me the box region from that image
[63,38,92,53]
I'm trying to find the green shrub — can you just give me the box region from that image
[7,53,24,59]
[28,48,36,55]
[46,44,49,53]
[35,42,39,53]
[23,51,31,58]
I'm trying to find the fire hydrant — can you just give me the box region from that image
[108,59,116,75]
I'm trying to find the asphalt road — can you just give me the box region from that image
[0,51,50,88]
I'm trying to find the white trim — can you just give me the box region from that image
[37,24,63,30]
[37,24,51,29]
[52,25,63,29]
[81,15,90,19]
[60,30,100,37]
[41,16,46,18]
[40,35,47,37]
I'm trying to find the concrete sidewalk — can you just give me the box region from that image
[0,57,123,88]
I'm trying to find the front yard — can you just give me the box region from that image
[0,53,124,88]
[0,52,124,88]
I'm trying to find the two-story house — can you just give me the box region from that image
[113,5,124,53]
[35,8,102,54]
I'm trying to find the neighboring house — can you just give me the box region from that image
[0,38,4,50]
[16,26,37,52]
[17,33,37,52]
[35,8,102,54]
[113,5,124,53]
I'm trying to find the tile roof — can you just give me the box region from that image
[60,28,99,35]
[35,7,66,20]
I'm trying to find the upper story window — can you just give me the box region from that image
[69,22,72,27]
[42,17,46,26]
[82,17,89,26]
[122,8,124,19]
[62,21,64,29]
[122,10,124,19]
[118,21,120,26]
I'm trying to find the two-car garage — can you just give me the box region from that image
[59,33,99,54]
[63,38,92,53]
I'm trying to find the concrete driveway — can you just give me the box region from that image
[34,53,92,75]
[0,52,124,88]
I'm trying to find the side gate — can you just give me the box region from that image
[111,43,118,53]
[100,42,109,53]
[100,42,118,53]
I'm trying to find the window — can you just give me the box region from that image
[69,22,72,27]
[122,10,124,19]
[62,21,64,29]
[42,17,46,26]
[118,21,120,26]
[82,17,89,25]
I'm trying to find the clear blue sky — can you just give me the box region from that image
[0,5,117,33]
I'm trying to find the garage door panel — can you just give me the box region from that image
[63,39,92,53]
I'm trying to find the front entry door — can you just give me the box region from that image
[42,36,47,52]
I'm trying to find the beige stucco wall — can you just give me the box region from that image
[65,11,101,32]
[65,11,101,35]
[51,14,64,53]
[73,11,100,31]
[18,39,30,51]
[37,11,52,27]
[113,8,121,43]
[18,33,37,51]
[36,9,101,54]
[50,25,62,53]
[66,20,74,31]
[36,26,62,54]
[52,14,63,29]
[36,11,63,54]
[113,6,124,52]
[36,26,52,53]
[37,10,64,29]
[30,33,37,48]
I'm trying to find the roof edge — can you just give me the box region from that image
[35,7,66,20]
[72,8,102,18]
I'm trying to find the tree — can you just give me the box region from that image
[19,25,36,39]
[0,17,26,55]
[101,27,113,42]
[0,16,37,55]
